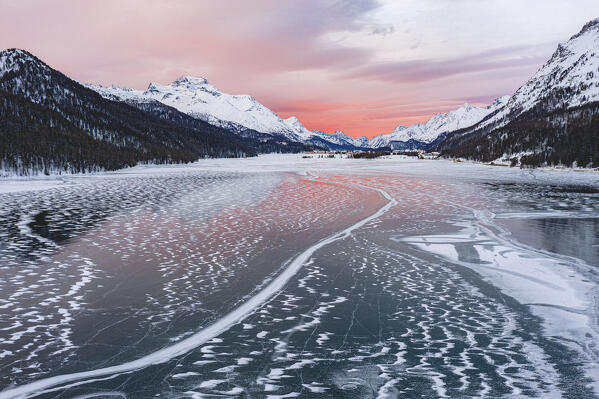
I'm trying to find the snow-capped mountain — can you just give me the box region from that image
[437,17,599,168]
[0,48,260,175]
[90,78,372,150]
[326,130,370,148]
[282,117,369,149]
[479,17,599,129]
[90,77,304,140]
[90,77,310,141]
[281,116,315,141]
[369,96,509,149]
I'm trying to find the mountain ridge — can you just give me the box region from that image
[0,48,316,175]
[369,96,510,149]
[435,17,599,167]
[90,78,513,151]
[2,16,598,173]
[88,77,304,141]
[90,78,377,150]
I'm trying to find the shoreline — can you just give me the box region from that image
[1,154,598,196]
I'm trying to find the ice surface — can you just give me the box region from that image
[0,154,597,398]
[0,179,65,194]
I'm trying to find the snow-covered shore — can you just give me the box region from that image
[2,154,597,195]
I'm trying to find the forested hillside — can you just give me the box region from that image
[437,102,599,167]
[435,18,599,168]
[0,49,315,176]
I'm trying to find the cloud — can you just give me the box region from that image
[0,0,383,88]
[370,25,395,36]
[340,43,555,83]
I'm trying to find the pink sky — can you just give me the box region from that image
[1,0,598,137]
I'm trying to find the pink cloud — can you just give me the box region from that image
[0,0,564,137]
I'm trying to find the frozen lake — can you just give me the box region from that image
[0,155,598,398]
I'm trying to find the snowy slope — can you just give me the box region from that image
[90,78,374,149]
[91,78,376,149]
[479,17,599,129]
[89,77,303,141]
[0,48,257,175]
[281,116,315,141]
[0,48,32,76]
[369,96,509,148]
[87,73,515,151]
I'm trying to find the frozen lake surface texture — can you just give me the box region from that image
[0,155,598,399]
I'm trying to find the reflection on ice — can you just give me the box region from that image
[1,155,598,398]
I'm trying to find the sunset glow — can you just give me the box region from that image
[2,0,598,137]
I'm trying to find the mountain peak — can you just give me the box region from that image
[146,82,162,92]
[1,48,34,57]
[284,116,304,128]
[284,116,307,132]
[171,76,210,88]
[571,16,599,39]
[0,48,39,68]
[0,48,51,79]
[476,17,599,131]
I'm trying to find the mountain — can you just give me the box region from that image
[0,49,322,176]
[282,117,369,150]
[323,130,370,149]
[477,19,599,130]
[369,97,509,149]
[90,79,371,151]
[89,77,306,141]
[437,18,599,167]
[0,49,259,175]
